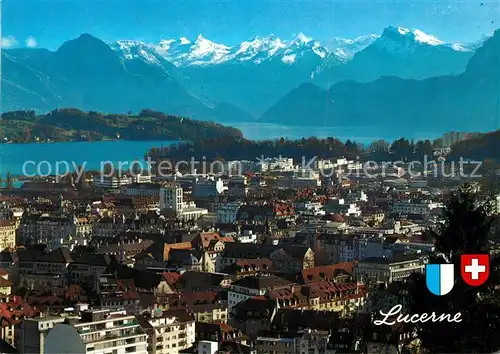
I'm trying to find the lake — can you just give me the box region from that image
[0,140,176,178]
[0,124,441,179]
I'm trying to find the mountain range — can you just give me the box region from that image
[261,29,500,136]
[0,26,495,136]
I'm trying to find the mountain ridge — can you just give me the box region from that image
[259,29,500,136]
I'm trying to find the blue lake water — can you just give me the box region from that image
[0,140,176,177]
[0,124,441,179]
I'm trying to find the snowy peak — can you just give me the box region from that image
[110,26,475,68]
[231,35,287,62]
[152,35,231,66]
[111,40,163,65]
[326,34,379,60]
[188,34,231,65]
[149,33,330,66]
[381,26,443,46]
[294,32,313,44]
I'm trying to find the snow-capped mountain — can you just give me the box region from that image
[326,34,380,59]
[154,35,231,66]
[110,40,163,64]
[312,26,475,87]
[2,26,485,126]
[112,32,331,67]
[372,26,473,55]
[260,29,500,137]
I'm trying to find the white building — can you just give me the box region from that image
[196,341,219,354]
[256,157,294,172]
[44,310,148,354]
[133,174,153,184]
[355,255,426,284]
[325,199,361,217]
[93,175,132,189]
[236,230,258,244]
[160,185,184,214]
[391,200,443,216]
[137,309,195,354]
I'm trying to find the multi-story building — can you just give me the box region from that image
[44,310,148,354]
[0,294,37,347]
[192,178,224,198]
[19,247,73,289]
[228,275,292,311]
[269,281,365,316]
[75,217,93,238]
[216,202,243,224]
[136,309,195,354]
[256,157,294,172]
[390,199,443,216]
[93,175,133,189]
[123,183,162,197]
[16,315,66,354]
[324,199,361,217]
[226,176,248,197]
[354,254,426,284]
[93,216,126,238]
[0,220,16,251]
[160,185,184,215]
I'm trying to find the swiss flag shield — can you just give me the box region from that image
[461,254,490,286]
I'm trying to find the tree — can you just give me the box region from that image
[390,138,413,160]
[407,183,500,352]
[368,139,390,153]
[5,173,13,190]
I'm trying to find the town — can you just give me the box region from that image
[0,146,496,354]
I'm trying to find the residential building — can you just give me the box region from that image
[123,183,161,197]
[136,309,195,354]
[16,315,66,354]
[354,255,426,284]
[228,275,292,311]
[160,185,183,215]
[0,295,38,347]
[216,201,243,224]
[93,175,132,189]
[44,310,148,354]
[391,199,443,216]
[0,220,16,251]
[192,178,224,198]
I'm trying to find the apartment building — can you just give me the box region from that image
[216,201,243,224]
[92,175,133,189]
[354,254,426,284]
[44,310,148,354]
[0,220,16,251]
[16,315,66,354]
[136,309,195,354]
[160,184,184,214]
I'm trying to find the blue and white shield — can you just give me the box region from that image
[425,263,454,296]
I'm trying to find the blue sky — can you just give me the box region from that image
[2,0,498,49]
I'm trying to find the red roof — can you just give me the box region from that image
[163,272,181,285]
[323,213,345,223]
[0,295,38,327]
[300,262,356,284]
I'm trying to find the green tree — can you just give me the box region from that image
[407,183,500,352]
[5,172,13,190]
